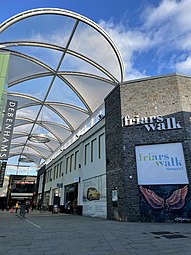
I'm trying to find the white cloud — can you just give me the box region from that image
[99,0,191,79]
[180,33,191,50]
[14,0,191,80]
[144,0,191,47]
[144,0,179,28]
[175,56,191,73]
[99,20,151,80]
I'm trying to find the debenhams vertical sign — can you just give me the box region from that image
[0,100,17,160]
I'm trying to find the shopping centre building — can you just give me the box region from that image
[0,8,191,222]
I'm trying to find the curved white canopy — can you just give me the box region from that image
[0,8,124,166]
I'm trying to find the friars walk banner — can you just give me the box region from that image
[135,143,188,185]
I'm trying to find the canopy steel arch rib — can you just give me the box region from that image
[11,131,56,153]
[9,92,88,141]
[9,93,75,136]
[6,48,113,115]
[10,144,49,160]
[0,8,124,82]
[2,8,125,166]
[1,41,119,83]
[17,19,80,165]
[4,49,55,75]
[13,122,63,145]
[6,49,93,116]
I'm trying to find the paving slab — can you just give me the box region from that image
[0,210,191,255]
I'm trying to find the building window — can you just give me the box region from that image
[70,154,74,172]
[98,133,105,159]
[59,161,63,177]
[53,166,56,180]
[91,138,97,162]
[49,169,52,181]
[56,164,59,179]
[74,150,79,170]
[84,143,90,165]
[48,171,50,183]
[45,171,47,183]
[66,157,69,174]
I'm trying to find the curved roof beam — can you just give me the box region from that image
[13,18,80,163]
[11,130,60,144]
[8,152,43,165]
[9,94,75,132]
[2,42,119,82]
[11,131,60,146]
[7,50,93,114]
[13,122,63,144]
[2,8,124,166]
[0,8,124,81]
[11,143,51,159]
[15,117,71,132]
[6,49,55,75]
[8,92,44,105]
[11,131,55,153]
[9,93,89,131]
[45,102,90,114]
[9,92,90,115]
[7,49,113,115]
[10,145,47,160]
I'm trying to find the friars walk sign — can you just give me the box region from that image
[122,115,182,131]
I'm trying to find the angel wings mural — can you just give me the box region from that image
[140,185,188,210]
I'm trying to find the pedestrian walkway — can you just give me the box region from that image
[0,210,191,255]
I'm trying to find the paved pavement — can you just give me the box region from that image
[0,210,191,255]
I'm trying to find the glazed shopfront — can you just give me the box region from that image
[105,74,191,222]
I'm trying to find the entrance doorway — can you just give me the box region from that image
[64,183,78,213]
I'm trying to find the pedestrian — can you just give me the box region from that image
[65,201,71,214]
[10,202,14,213]
[2,202,5,211]
[67,201,71,214]
[31,202,35,211]
[15,201,19,214]
[25,202,29,213]
[72,200,77,214]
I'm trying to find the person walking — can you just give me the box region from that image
[25,202,29,213]
[15,201,19,214]
[10,202,14,213]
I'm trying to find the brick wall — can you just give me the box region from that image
[105,74,191,222]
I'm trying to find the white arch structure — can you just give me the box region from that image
[0,8,124,166]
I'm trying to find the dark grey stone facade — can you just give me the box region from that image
[105,74,191,222]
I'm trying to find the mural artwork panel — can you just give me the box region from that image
[83,175,107,218]
[135,143,190,222]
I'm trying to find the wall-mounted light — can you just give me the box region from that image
[98,114,104,120]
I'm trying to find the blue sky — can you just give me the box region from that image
[1,0,191,172]
[1,0,191,80]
